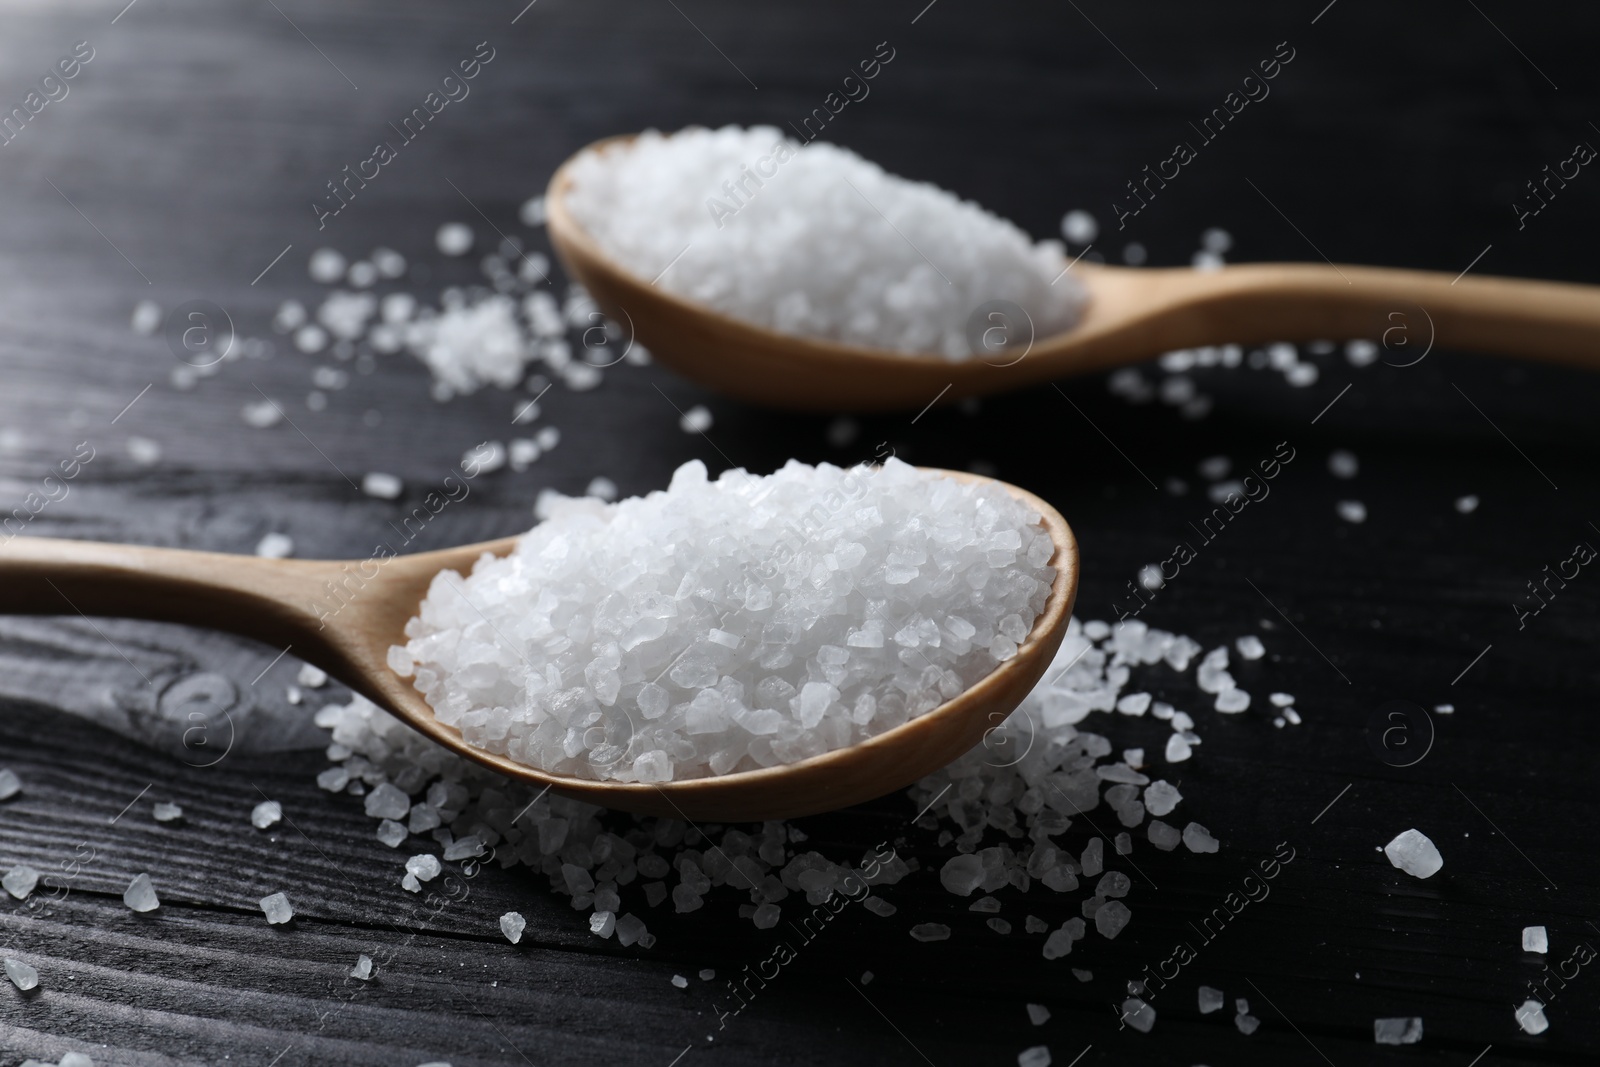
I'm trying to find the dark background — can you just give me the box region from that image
[1,0,1599,1064]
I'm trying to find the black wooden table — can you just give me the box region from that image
[2,1,1598,1064]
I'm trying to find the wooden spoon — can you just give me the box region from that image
[0,472,1077,820]
[547,135,1600,412]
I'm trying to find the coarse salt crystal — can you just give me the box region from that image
[260,892,294,924]
[363,472,403,499]
[124,873,160,913]
[1383,828,1443,879]
[501,911,526,944]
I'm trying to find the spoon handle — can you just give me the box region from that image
[1147,265,1600,364]
[0,536,337,649]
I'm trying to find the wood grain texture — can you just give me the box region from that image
[1,0,1599,1065]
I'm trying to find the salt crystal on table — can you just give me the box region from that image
[1236,998,1249,1014]
[362,472,403,499]
[1236,1013,1260,1035]
[127,437,162,467]
[988,918,1012,934]
[1097,872,1130,899]
[1026,1003,1051,1026]
[1042,927,1074,959]
[351,954,374,980]
[131,299,162,336]
[405,855,441,882]
[1198,986,1225,1014]
[309,248,346,283]
[500,912,526,944]
[590,911,616,938]
[1095,900,1131,939]
[1384,829,1443,879]
[436,223,474,256]
[5,957,39,991]
[520,195,547,227]
[940,854,985,896]
[1373,1017,1423,1045]
[585,477,618,501]
[1269,692,1295,707]
[1164,735,1193,763]
[1198,455,1231,480]
[911,923,951,943]
[1434,703,1454,714]
[59,1053,93,1067]
[1143,780,1182,816]
[1455,494,1479,514]
[241,400,283,428]
[1121,997,1156,1033]
[260,893,294,924]
[364,782,410,821]
[1516,999,1549,1034]
[153,802,183,823]
[1523,925,1549,953]
[317,767,350,792]
[752,903,780,929]
[1235,635,1265,660]
[678,405,712,433]
[1081,839,1103,878]
[1328,450,1359,478]
[376,820,407,848]
[250,801,282,830]
[298,664,328,688]
[1025,915,1048,934]
[255,532,294,559]
[124,873,160,913]
[1061,209,1097,245]
[863,897,896,917]
[1336,500,1367,523]
[1215,687,1251,713]
[3,865,39,900]
[1017,1045,1051,1067]
[698,969,715,981]
[1183,823,1219,853]
[1072,969,1093,983]
[1147,821,1181,851]
[442,836,484,861]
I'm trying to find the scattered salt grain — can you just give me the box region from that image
[298,664,328,688]
[1198,986,1225,1014]
[351,954,374,980]
[3,865,39,900]
[1328,450,1359,478]
[309,248,347,283]
[1143,780,1182,816]
[1061,209,1097,244]
[4,957,38,991]
[1374,1017,1423,1045]
[988,917,1011,934]
[376,820,407,848]
[250,800,282,831]
[260,892,294,924]
[1027,1003,1051,1026]
[1121,997,1156,1033]
[1147,821,1181,852]
[364,782,411,821]
[1214,687,1250,714]
[1095,900,1131,939]
[1235,635,1264,660]
[590,911,616,938]
[124,873,160,912]
[1269,692,1295,707]
[1455,494,1480,514]
[1336,500,1367,524]
[1523,925,1549,953]
[501,911,526,944]
[1236,1013,1260,1035]
[1346,338,1378,366]
[60,1054,93,1067]
[565,127,1085,359]
[1017,1045,1051,1067]
[241,399,284,428]
[1383,829,1443,879]
[1198,455,1231,480]
[863,896,897,917]
[1434,703,1453,714]
[1516,999,1549,1034]
[405,855,442,882]
[255,532,295,559]
[520,196,547,227]
[671,974,689,989]
[911,923,952,943]
[131,299,162,336]
[153,802,183,823]
[678,405,712,433]
[127,436,162,467]
[1182,823,1219,853]
[436,223,474,256]
[362,472,403,500]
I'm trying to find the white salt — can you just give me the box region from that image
[1121,997,1156,1033]
[1147,821,1181,851]
[590,911,616,938]
[1018,1045,1051,1067]
[1143,780,1181,816]
[1164,734,1192,763]
[3,865,39,900]
[124,873,160,913]
[564,127,1085,359]
[1198,986,1225,1014]
[1328,450,1359,478]
[671,974,689,988]
[396,459,1054,782]
[250,801,282,830]
[678,405,712,433]
[298,664,328,688]
[1215,688,1251,714]
[127,437,162,467]
[1061,210,1097,244]
[1235,635,1264,660]
[940,854,985,896]
[1336,500,1367,524]
[364,782,411,820]
[1456,494,1480,514]
[241,400,284,428]
[1026,1003,1050,1026]
[351,954,374,980]
[255,532,295,559]
[1374,1017,1423,1045]
[585,477,618,501]
[4,957,38,991]
[911,923,951,942]
[376,820,406,848]
[131,299,162,336]
[520,195,547,226]
[501,911,526,944]
[405,854,442,882]
[1516,999,1549,1034]
[1236,1013,1260,1035]
[436,223,474,256]
[153,802,183,823]
[1269,692,1295,707]
[260,893,293,924]
[1523,925,1548,953]
[1384,829,1443,879]
[1182,823,1219,853]
[1095,900,1131,938]
[363,472,403,500]
[309,248,346,283]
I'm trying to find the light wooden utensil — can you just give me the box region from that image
[0,472,1077,820]
[547,135,1600,412]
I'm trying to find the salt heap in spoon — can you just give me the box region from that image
[563,125,1086,358]
[392,458,1056,782]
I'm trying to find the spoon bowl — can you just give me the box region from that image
[0,470,1076,820]
[548,134,1600,412]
